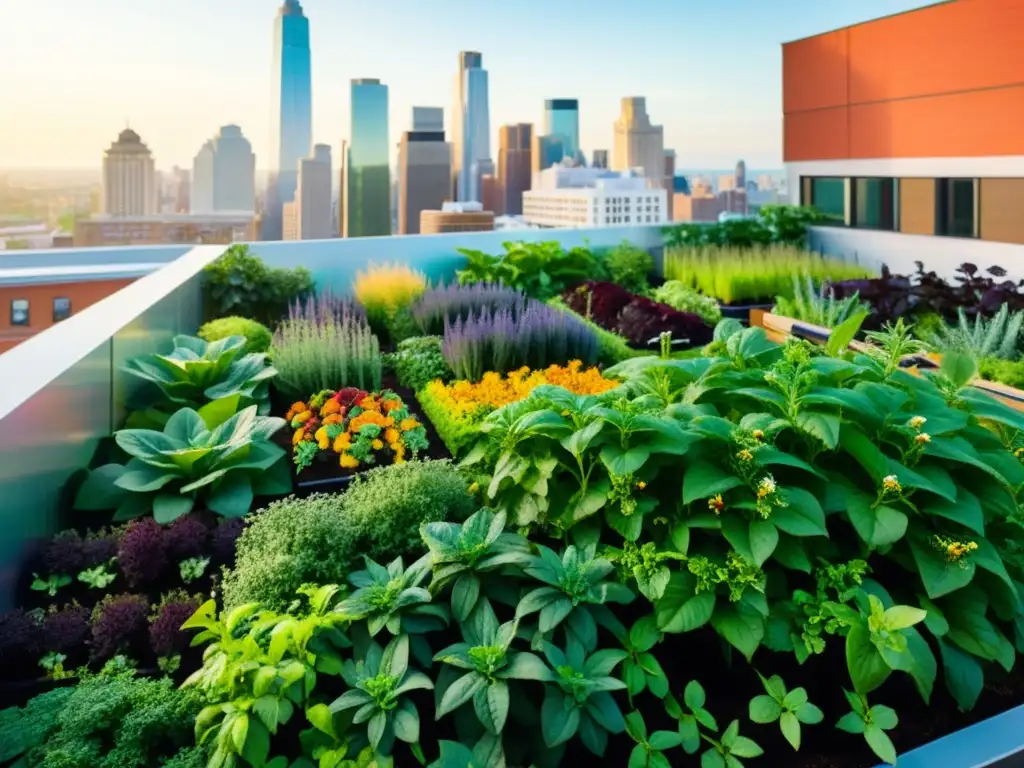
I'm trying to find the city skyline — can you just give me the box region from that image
[0,0,936,171]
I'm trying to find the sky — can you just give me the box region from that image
[0,0,938,172]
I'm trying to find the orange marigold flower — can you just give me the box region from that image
[371,439,384,450]
[358,396,380,411]
[320,399,341,416]
[333,433,352,453]
[314,427,329,450]
[285,401,307,420]
[292,428,307,446]
[339,453,359,469]
[350,411,389,431]
[292,410,313,425]
[322,413,342,426]
[382,399,401,412]
[399,417,420,431]
[385,427,401,444]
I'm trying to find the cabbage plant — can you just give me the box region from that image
[123,334,276,414]
[75,396,289,523]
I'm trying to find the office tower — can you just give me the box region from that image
[102,128,157,216]
[344,79,391,237]
[664,150,677,221]
[191,125,256,214]
[592,149,608,169]
[420,202,495,234]
[523,167,667,228]
[532,134,564,175]
[497,123,532,216]
[283,144,332,240]
[451,51,492,202]
[170,166,190,213]
[612,97,666,190]
[544,99,580,163]
[264,0,313,240]
[717,174,737,192]
[398,107,451,235]
[735,159,747,190]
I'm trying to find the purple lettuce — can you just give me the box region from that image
[117,519,169,588]
[412,281,525,336]
[90,593,149,661]
[43,604,91,656]
[149,593,201,658]
[164,516,210,560]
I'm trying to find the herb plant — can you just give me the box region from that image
[198,316,273,355]
[456,240,597,300]
[747,672,823,750]
[772,273,871,328]
[651,281,723,326]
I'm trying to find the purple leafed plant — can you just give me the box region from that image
[90,593,150,661]
[117,519,169,588]
[164,516,210,560]
[412,281,526,336]
[149,592,201,658]
[43,604,91,656]
[211,517,245,566]
[442,297,598,381]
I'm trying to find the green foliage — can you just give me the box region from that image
[772,273,871,328]
[123,334,277,415]
[203,244,314,326]
[32,572,71,596]
[978,356,1024,388]
[663,245,872,305]
[698,719,763,768]
[603,242,654,295]
[920,303,1024,360]
[456,240,598,300]
[0,675,202,768]
[651,281,723,326]
[662,205,823,248]
[835,690,899,765]
[199,316,274,355]
[547,297,641,366]
[747,672,823,751]
[387,336,453,393]
[74,400,291,523]
[79,558,117,589]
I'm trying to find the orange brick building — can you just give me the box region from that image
[783,0,1024,277]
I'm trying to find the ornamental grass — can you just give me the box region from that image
[271,292,382,401]
[663,245,873,305]
[352,262,427,331]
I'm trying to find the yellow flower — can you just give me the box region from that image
[322,413,343,426]
[285,401,307,420]
[385,427,401,444]
[636,481,647,490]
[292,410,312,425]
[756,476,777,499]
[333,433,352,453]
[292,428,307,446]
[934,535,978,562]
[468,482,480,494]
[399,417,421,432]
[389,441,403,453]
[752,430,765,441]
[882,475,901,494]
[1016,447,1024,459]
[736,449,754,462]
[708,494,724,514]
[909,416,927,430]
[914,433,931,444]
[371,439,384,450]
[339,453,360,469]
[350,410,389,431]
[314,427,329,450]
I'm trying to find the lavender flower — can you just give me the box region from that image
[412,281,525,335]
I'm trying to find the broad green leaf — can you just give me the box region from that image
[940,351,977,390]
[826,310,868,356]
[939,639,983,711]
[206,473,254,518]
[600,444,650,476]
[754,447,825,479]
[152,493,194,524]
[794,411,840,449]
[883,605,927,631]
[748,695,781,723]
[774,488,827,537]
[655,573,716,633]
[780,711,801,750]
[748,520,778,567]
[74,464,129,511]
[925,492,985,536]
[909,534,976,599]
[197,395,242,430]
[682,462,743,505]
[845,623,891,695]
[864,725,897,766]
[710,600,764,662]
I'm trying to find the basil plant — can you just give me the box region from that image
[75,395,290,523]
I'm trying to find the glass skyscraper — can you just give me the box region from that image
[344,79,391,237]
[544,99,580,163]
[264,0,312,240]
[452,52,492,203]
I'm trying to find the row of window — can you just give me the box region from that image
[802,176,1023,243]
[10,297,71,327]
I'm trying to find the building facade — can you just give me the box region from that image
[283,144,333,240]
[612,98,666,191]
[264,0,313,240]
[345,79,391,237]
[592,150,608,169]
[102,128,157,216]
[191,125,256,214]
[497,123,533,216]
[73,213,257,247]
[784,0,1024,279]
[420,202,495,234]
[451,52,493,203]
[523,167,667,228]
[532,134,564,175]
[544,99,580,163]
[398,107,452,235]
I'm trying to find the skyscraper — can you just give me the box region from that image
[592,150,609,169]
[398,107,451,235]
[451,51,493,203]
[191,125,256,214]
[735,159,747,190]
[344,79,391,237]
[497,124,533,216]
[531,134,564,175]
[284,144,332,240]
[264,0,312,240]
[102,128,157,216]
[544,99,580,163]
[612,97,666,190]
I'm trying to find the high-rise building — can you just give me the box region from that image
[284,144,332,240]
[532,134,564,175]
[264,0,312,240]
[497,123,533,216]
[592,150,609,169]
[170,166,190,213]
[664,150,677,221]
[398,107,451,235]
[735,160,747,190]
[451,51,492,202]
[544,99,580,163]
[612,97,666,190]
[344,79,391,237]
[102,128,157,217]
[191,125,256,214]
[717,174,737,192]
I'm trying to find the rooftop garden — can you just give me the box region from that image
[4,213,1024,768]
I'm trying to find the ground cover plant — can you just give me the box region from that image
[456,240,598,300]
[651,280,723,326]
[386,335,454,393]
[664,245,872,306]
[284,388,428,472]
[197,317,273,355]
[270,291,382,401]
[418,361,619,456]
[603,240,655,294]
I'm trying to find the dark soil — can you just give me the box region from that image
[270,374,452,496]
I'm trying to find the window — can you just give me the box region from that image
[805,177,845,223]
[53,297,71,322]
[11,299,29,326]
[937,179,977,238]
[852,178,897,231]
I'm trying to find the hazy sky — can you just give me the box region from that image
[0,0,935,171]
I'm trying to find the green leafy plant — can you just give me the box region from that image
[651,281,723,326]
[334,555,446,637]
[202,243,314,326]
[386,336,453,393]
[124,334,277,415]
[700,719,763,768]
[198,316,274,355]
[31,572,71,596]
[623,709,683,768]
[772,273,871,328]
[603,241,654,295]
[920,302,1024,360]
[74,398,290,523]
[978,356,1024,388]
[456,240,598,300]
[79,559,118,589]
[835,690,899,765]
[664,680,718,754]
[179,556,209,583]
[747,672,823,750]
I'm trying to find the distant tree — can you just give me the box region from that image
[4,239,31,250]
